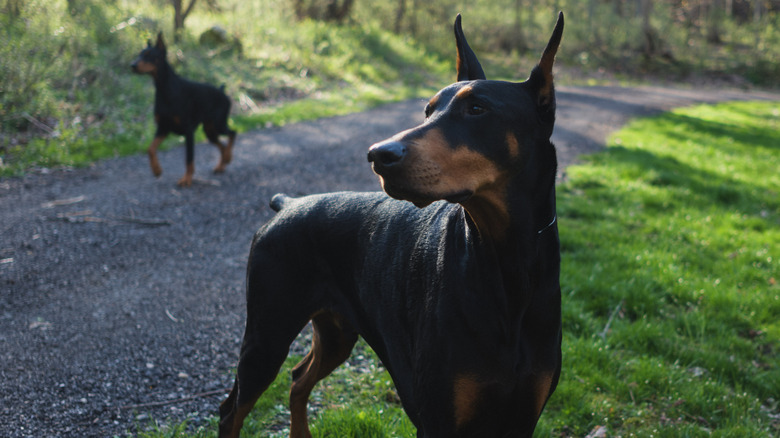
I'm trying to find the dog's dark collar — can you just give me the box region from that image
[537,215,557,235]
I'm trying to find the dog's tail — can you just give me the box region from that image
[270,193,292,212]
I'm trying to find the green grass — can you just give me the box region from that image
[0,0,448,177]
[137,101,780,437]
[3,1,779,177]
[543,100,780,437]
[137,344,415,438]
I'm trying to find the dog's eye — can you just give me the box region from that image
[424,104,433,118]
[467,104,486,116]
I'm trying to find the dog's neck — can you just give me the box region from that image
[462,140,558,246]
[528,140,559,236]
[152,61,176,87]
[461,195,508,242]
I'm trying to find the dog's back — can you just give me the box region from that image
[171,77,232,128]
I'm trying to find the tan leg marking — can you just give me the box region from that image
[147,136,165,177]
[177,162,194,187]
[289,314,356,438]
[533,371,555,418]
[213,141,228,173]
[453,374,482,430]
[224,132,235,165]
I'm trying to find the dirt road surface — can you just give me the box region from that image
[1,85,778,437]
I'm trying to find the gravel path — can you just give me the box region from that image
[1,85,778,437]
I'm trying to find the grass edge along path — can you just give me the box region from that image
[0,82,438,178]
[140,101,780,437]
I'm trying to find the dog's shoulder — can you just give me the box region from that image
[266,191,411,226]
[178,75,225,97]
[257,192,462,248]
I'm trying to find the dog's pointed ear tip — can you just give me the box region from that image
[547,12,565,50]
[155,32,167,49]
[555,11,565,31]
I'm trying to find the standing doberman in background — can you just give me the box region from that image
[131,33,236,187]
[220,12,564,438]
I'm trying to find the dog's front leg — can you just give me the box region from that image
[178,133,195,187]
[147,135,166,177]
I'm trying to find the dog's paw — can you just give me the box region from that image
[149,160,163,177]
[177,175,193,187]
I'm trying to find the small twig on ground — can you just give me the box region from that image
[52,211,104,223]
[40,195,86,208]
[114,389,229,410]
[22,113,55,134]
[110,215,172,226]
[49,212,171,226]
[599,300,624,340]
[191,176,221,186]
[165,308,179,323]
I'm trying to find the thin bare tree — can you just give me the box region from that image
[172,0,197,42]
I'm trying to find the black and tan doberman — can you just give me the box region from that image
[220,12,564,438]
[131,33,236,187]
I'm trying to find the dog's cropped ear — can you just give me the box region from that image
[146,39,152,48]
[454,14,486,81]
[527,12,564,108]
[155,32,166,51]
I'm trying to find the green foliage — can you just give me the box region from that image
[311,407,415,438]
[544,101,780,436]
[307,342,415,438]
[358,0,780,85]
[0,0,447,176]
[2,0,779,176]
[137,417,208,438]
[1,0,167,174]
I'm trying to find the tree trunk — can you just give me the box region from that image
[753,0,762,47]
[172,0,197,42]
[394,0,406,33]
[324,0,354,22]
[291,0,355,23]
[514,0,528,51]
[409,0,419,36]
[641,0,658,57]
[706,0,723,44]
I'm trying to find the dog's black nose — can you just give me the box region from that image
[368,141,407,167]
